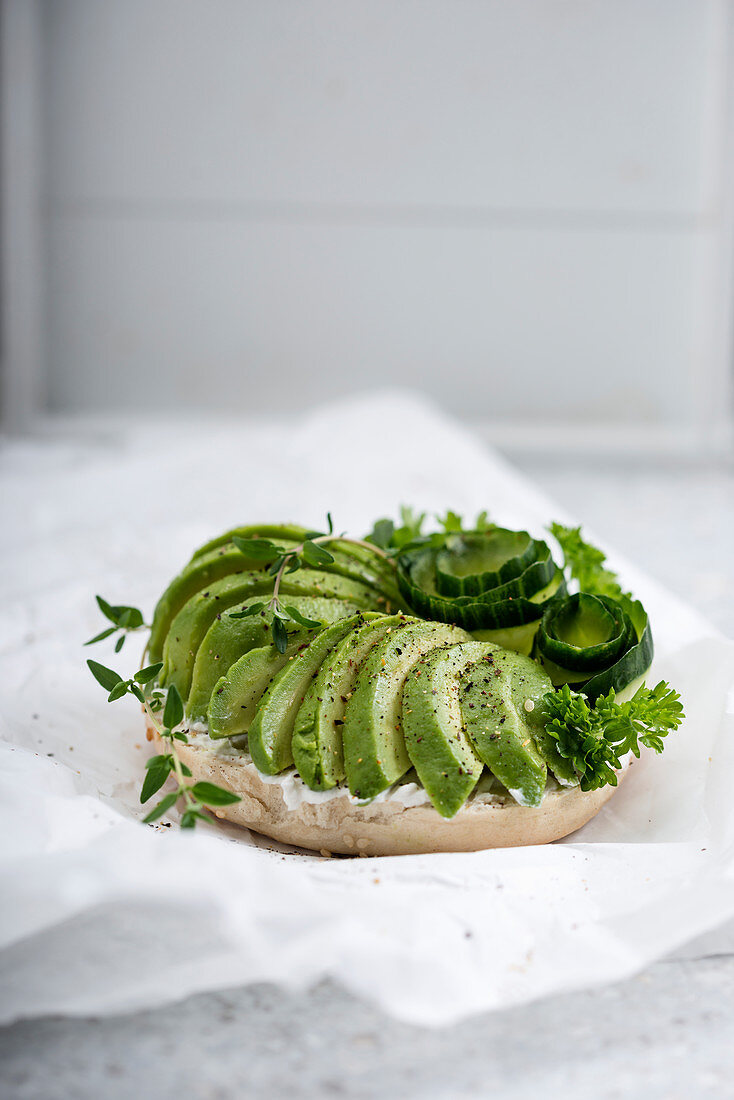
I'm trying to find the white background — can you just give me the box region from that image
[2,0,733,452]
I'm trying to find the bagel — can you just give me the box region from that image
[146,717,628,856]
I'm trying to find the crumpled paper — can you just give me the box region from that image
[1,391,733,1026]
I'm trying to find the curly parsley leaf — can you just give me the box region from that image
[541,680,684,790]
[549,522,630,600]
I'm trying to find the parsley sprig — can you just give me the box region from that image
[549,522,630,600]
[87,649,240,827]
[542,680,684,790]
[229,513,394,654]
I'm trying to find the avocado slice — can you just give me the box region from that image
[248,614,375,775]
[402,641,489,818]
[150,532,398,663]
[292,613,413,790]
[208,633,318,740]
[161,567,379,699]
[148,540,299,662]
[190,524,310,560]
[185,595,360,721]
[459,647,552,806]
[343,620,471,800]
[195,527,399,605]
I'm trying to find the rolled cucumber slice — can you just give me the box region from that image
[292,614,412,790]
[396,527,567,635]
[343,620,471,800]
[536,593,653,702]
[248,614,374,775]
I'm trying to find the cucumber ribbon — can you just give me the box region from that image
[536,592,653,702]
[396,528,567,632]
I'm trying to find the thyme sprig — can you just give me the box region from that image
[86,653,240,827]
[230,513,394,654]
[84,596,150,653]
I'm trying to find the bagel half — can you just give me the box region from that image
[146,718,627,856]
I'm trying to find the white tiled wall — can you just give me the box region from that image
[25,2,734,444]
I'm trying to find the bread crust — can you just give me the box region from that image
[147,719,627,856]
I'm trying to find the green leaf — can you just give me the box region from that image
[475,510,491,531]
[95,595,119,624]
[145,753,173,769]
[326,511,334,534]
[130,684,145,704]
[232,536,283,560]
[367,518,395,549]
[140,755,173,803]
[143,791,179,823]
[107,680,130,702]
[272,615,289,654]
[229,601,266,619]
[181,763,192,778]
[96,597,144,630]
[163,684,184,730]
[541,679,684,790]
[191,781,242,806]
[549,523,629,601]
[172,730,189,743]
[180,806,211,828]
[134,662,164,685]
[87,659,123,692]
[83,626,118,646]
[392,507,426,549]
[285,555,302,574]
[283,605,323,630]
[114,634,125,653]
[438,510,464,533]
[267,555,287,577]
[302,540,335,566]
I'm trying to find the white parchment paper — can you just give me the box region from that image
[2,392,733,1026]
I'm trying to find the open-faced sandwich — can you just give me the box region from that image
[87,511,684,855]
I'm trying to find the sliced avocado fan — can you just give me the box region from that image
[342,620,471,800]
[185,596,361,721]
[248,614,378,775]
[402,641,489,817]
[292,614,415,791]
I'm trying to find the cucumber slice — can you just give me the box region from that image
[537,594,653,701]
[395,530,565,635]
[433,530,546,597]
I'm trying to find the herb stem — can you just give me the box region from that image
[269,533,394,607]
[142,698,197,810]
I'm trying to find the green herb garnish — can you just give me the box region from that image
[549,522,630,601]
[541,680,684,790]
[229,513,393,653]
[84,596,150,653]
[86,645,240,828]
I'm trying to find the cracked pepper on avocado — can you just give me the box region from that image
[86,510,684,849]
